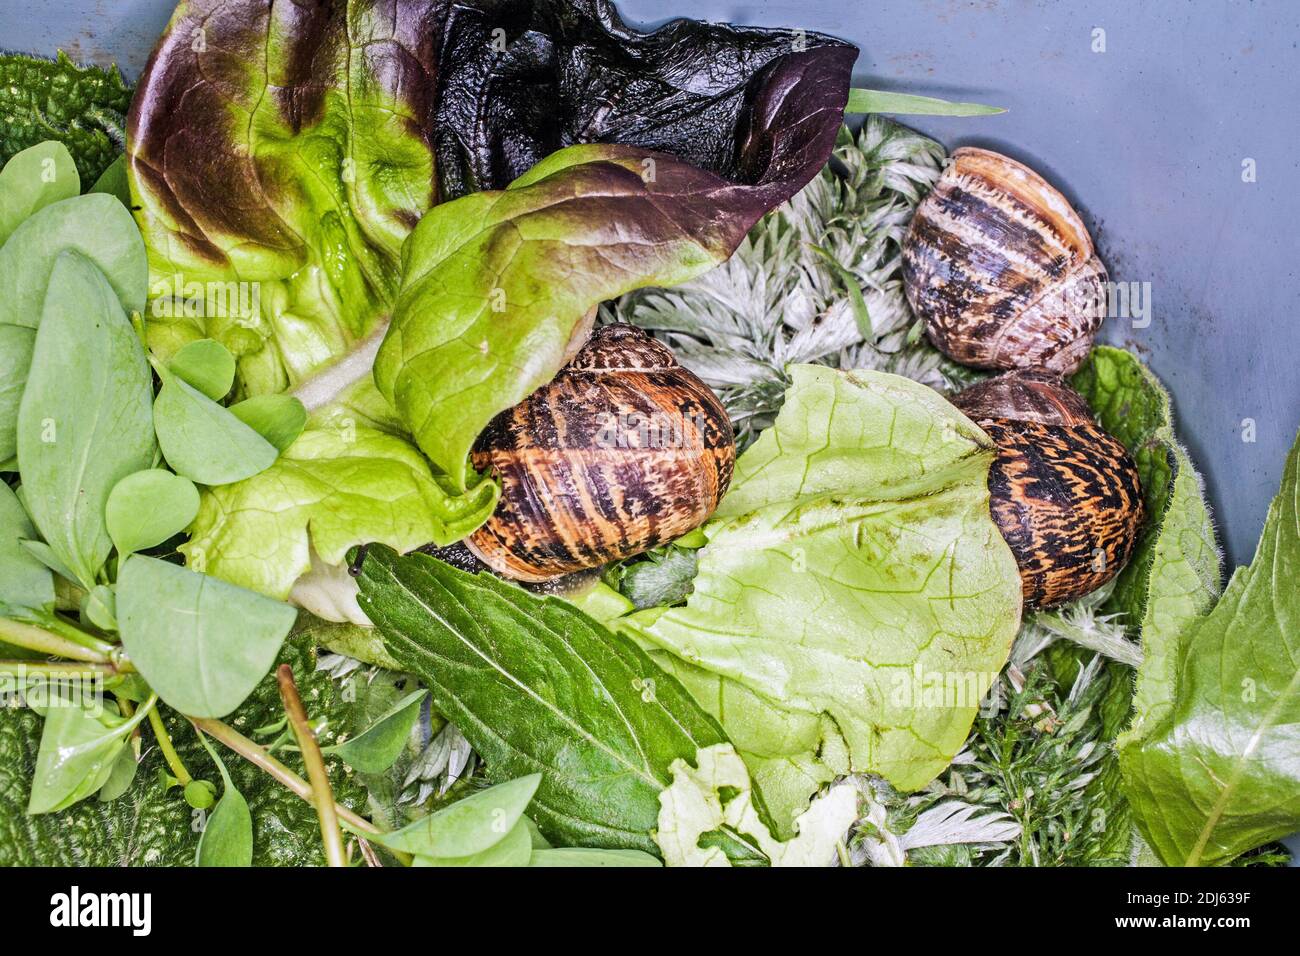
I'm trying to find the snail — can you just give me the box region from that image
[465,324,735,582]
[951,369,1144,609]
[903,148,1108,376]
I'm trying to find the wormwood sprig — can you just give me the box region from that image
[606,117,980,446]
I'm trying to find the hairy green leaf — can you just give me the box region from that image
[0,52,131,186]
[1119,430,1300,865]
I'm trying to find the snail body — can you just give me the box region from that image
[952,370,1144,609]
[903,148,1107,375]
[467,324,735,582]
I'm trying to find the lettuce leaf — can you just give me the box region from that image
[621,366,1023,826]
[183,420,496,600]
[655,743,857,867]
[1119,430,1300,865]
[128,0,854,537]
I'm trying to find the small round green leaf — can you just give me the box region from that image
[228,393,308,453]
[153,370,278,486]
[105,469,200,556]
[168,339,236,401]
[185,779,217,810]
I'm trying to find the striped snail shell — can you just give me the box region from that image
[903,148,1108,375]
[951,369,1144,610]
[466,324,735,582]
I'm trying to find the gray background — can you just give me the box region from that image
[3,0,1298,860]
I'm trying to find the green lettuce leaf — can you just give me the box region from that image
[183,421,497,600]
[622,366,1023,826]
[378,138,848,486]
[655,743,857,867]
[1119,430,1300,865]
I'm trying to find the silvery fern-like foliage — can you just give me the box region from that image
[604,118,979,446]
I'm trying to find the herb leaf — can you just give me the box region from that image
[168,338,236,402]
[326,688,427,774]
[0,481,53,610]
[194,731,254,867]
[371,774,540,858]
[845,88,1006,116]
[355,546,732,853]
[1119,430,1300,865]
[116,555,296,718]
[28,694,152,814]
[16,250,156,587]
[105,469,201,557]
[153,367,278,486]
[0,142,79,245]
[228,394,307,453]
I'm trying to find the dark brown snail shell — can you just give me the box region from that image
[951,369,1144,609]
[466,324,735,582]
[903,148,1108,375]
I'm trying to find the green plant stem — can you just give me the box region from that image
[36,613,118,658]
[190,716,411,865]
[147,706,193,787]
[276,664,346,868]
[0,616,114,664]
[0,660,118,678]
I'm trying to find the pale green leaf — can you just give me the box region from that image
[116,555,296,718]
[105,469,201,556]
[168,338,236,401]
[153,368,278,486]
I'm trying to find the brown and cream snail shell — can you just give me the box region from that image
[466,324,735,582]
[903,148,1108,375]
[951,369,1144,609]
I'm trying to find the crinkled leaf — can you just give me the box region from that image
[116,555,296,718]
[1073,346,1222,658]
[0,52,132,187]
[655,743,858,867]
[106,469,201,556]
[0,639,367,866]
[355,546,734,855]
[625,366,1022,824]
[183,423,498,600]
[1119,430,1300,865]
[16,251,156,587]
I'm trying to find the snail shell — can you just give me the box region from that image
[466,324,735,582]
[903,148,1107,375]
[951,369,1144,609]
